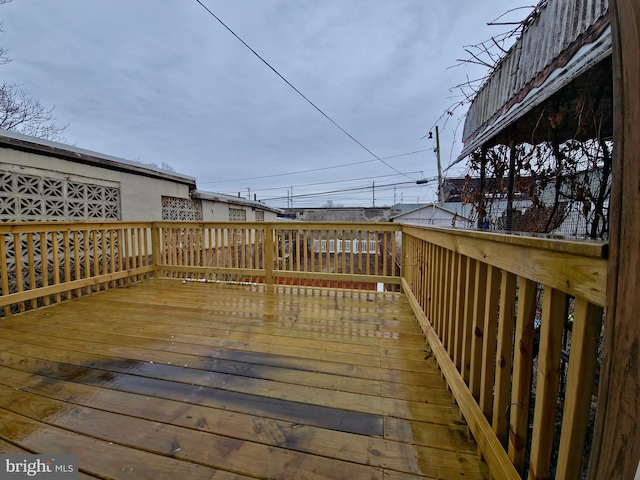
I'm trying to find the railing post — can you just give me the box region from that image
[400,227,407,288]
[264,223,274,287]
[151,223,161,276]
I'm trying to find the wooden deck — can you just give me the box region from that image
[0,278,487,479]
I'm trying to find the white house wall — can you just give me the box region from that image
[201,201,279,222]
[202,201,232,221]
[1,147,191,220]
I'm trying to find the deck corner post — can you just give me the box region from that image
[587,0,640,478]
[150,223,161,276]
[400,226,407,289]
[264,223,274,288]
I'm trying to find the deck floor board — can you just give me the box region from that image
[0,279,487,479]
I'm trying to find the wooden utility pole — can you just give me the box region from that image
[587,1,640,478]
[372,182,375,207]
[505,140,516,232]
[436,126,445,206]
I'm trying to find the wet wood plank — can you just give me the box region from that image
[0,279,488,479]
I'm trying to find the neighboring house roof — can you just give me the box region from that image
[457,0,611,164]
[390,202,472,222]
[390,203,426,215]
[0,128,197,187]
[192,190,283,214]
[0,129,284,215]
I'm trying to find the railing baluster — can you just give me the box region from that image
[430,245,438,332]
[83,230,90,293]
[461,258,477,384]
[63,231,71,298]
[446,252,459,356]
[214,228,220,269]
[480,265,500,422]
[109,228,116,284]
[453,253,467,367]
[529,286,567,480]
[493,270,517,447]
[51,231,61,302]
[302,229,308,274]
[92,229,100,285]
[427,243,435,326]
[40,232,49,305]
[555,299,603,479]
[26,233,37,309]
[436,247,448,346]
[382,232,394,277]
[0,234,8,316]
[356,230,362,276]
[101,229,108,287]
[508,277,537,473]
[13,233,25,311]
[470,261,488,400]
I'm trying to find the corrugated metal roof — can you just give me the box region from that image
[458,0,610,163]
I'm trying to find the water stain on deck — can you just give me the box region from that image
[29,358,383,437]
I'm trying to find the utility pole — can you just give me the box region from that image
[372,182,375,207]
[436,126,445,206]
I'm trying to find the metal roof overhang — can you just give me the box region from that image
[454,25,612,167]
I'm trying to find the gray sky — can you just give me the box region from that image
[1,1,520,208]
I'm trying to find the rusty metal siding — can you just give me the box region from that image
[462,0,609,146]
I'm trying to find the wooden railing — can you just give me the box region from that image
[0,221,608,479]
[0,222,402,313]
[0,222,154,315]
[152,221,401,290]
[401,225,607,480]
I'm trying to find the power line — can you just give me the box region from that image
[267,182,436,207]
[261,180,417,202]
[198,150,430,185]
[194,0,417,181]
[235,170,424,195]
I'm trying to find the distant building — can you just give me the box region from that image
[0,129,281,222]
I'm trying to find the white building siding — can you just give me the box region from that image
[0,147,193,221]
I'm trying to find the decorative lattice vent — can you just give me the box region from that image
[161,196,203,220]
[0,170,120,221]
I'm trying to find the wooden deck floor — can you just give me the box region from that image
[0,279,488,479]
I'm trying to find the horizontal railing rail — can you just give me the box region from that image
[400,225,607,480]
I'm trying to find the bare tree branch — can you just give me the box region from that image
[0,82,67,141]
[0,0,67,140]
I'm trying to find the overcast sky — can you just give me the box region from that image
[1,1,521,208]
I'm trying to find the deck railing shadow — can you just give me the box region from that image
[0,220,607,479]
